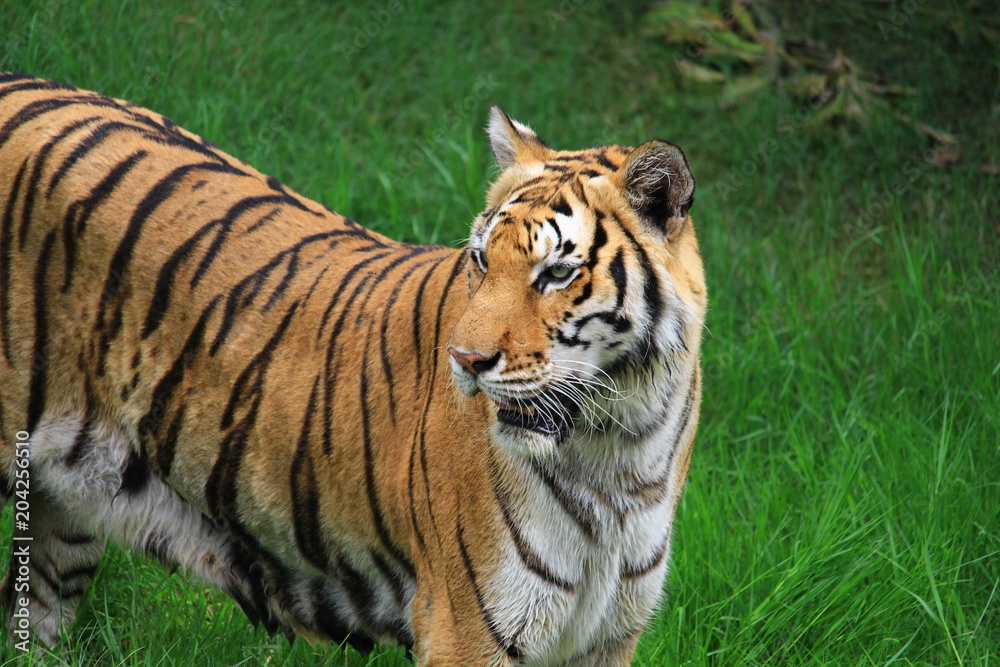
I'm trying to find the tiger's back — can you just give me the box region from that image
[0,73,707,666]
[0,72,472,650]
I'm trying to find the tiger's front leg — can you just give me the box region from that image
[0,491,106,649]
[409,581,519,667]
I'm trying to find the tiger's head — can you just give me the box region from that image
[448,108,706,457]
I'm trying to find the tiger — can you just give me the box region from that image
[0,73,706,666]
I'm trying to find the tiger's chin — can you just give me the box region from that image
[491,420,560,458]
[490,401,572,458]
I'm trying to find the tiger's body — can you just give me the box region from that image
[0,73,706,665]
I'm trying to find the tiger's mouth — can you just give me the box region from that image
[491,391,580,441]
[494,402,563,437]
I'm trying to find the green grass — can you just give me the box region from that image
[1,0,997,664]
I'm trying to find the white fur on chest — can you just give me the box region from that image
[485,426,680,665]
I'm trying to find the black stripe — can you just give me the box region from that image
[337,553,407,644]
[378,257,438,420]
[491,456,577,592]
[212,232,370,355]
[31,563,62,595]
[343,247,433,409]
[265,175,322,216]
[142,217,225,339]
[555,325,590,350]
[98,161,245,311]
[43,108,235,187]
[25,231,57,433]
[139,532,174,565]
[262,246,303,313]
[226,540,274,632]
[244,206,281,234]
[317,249,396,454]
[433,252,468,352]
[0,158,28,361]
[411,252,468,556]
[0,97,79,153]
[141,296,220,476]
[547,217,563,250]
[585,214,608,270]
[54,531,93,545]
[621,534,670,579]
[45,120,150,198]
[320,269,373,441]
[595,153,617,171]
[61,149,149,293]
[290,376,328,570]
[508,177,545,201]
[16,116,102,250]
[116,449,150,496]
[571,281,592,306]
[369,547,411,608]
[566,309,631,342]
[623,369,700,504]
[309,579,376,652]
[407,415,431,557]
[406,259,454,556]
[65,382,98,465]
[219,300,300,430]
[609,247,627,310]
[360,340,416,577]
[571,176,592,205]
[0,74,71,90]
[530,459,599,541]
[550,195,572,218]
[416,406,442,553]
[300,264,331,305]
[315,245,392,340]
[96,161,246,371]
[190,194,291,289]
[0,72,32,83]
[456,518,521,660]
[158,408,187,479]
[146,212,345,340]
[617,222,662,324]
[206,300,299,522]
[664,369,699,467]
[410,257,443,381]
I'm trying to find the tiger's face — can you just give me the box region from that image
[448,108,703,457]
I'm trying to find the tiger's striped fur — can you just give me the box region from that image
[0,74,706,665]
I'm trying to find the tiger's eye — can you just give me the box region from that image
[547,265,572,280]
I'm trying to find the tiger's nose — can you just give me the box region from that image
[448,348,501,375]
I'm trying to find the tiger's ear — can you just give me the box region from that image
[488,106,550,168]
[618,140,695,236]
